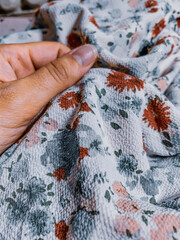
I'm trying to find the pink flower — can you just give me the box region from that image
[26,135,41,148]
[115,215,140,235]
[44,118,58,131]
[157,78,167,92]
[128,0,139,8]
[112,181,129,198]
[116,199,139,212]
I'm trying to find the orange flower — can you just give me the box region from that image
[177,18,180,28]
[143,98,172,132]
[105,71,144,93]
[149,8,158,12]
[167,44,174,56]
[67,32,82,48]
[89,16,99,29]
[112,181,129,198]
[48,2,55,6]
[72,117,80,130]
[55,220,69,240]
[80,102,92,112]
[116,199,139,212]
[152,19,166,38]
[145,0,158,8]
[58,91,81,110]
[53,167,66,181]
[79,147,90,159]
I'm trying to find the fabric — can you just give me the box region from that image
[0,0,180,239]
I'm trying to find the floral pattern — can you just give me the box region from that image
[0,0,180,239]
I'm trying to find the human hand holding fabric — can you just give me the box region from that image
[0,42,97,154]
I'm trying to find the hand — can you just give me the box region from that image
[0,42,97,154]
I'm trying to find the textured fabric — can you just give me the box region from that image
[0,0,180,239]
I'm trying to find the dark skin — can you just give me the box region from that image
[0,42,96,154]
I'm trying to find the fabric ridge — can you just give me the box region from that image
[0,0,180,239]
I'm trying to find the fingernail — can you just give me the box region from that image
[70,44,97,66]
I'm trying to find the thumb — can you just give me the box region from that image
[5,44,97,123]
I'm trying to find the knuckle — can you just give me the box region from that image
[46,61,69,86]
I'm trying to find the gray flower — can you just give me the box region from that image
[116,154,138,177]
[71,209,95,240]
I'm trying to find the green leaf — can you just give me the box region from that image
[12,191,16,198]
[110,122,121,130]
[101,88,106,96]
[101,104,108,112]
[136,170,143,174]
[90,210,100,215]
[104,190,111,202]
[41,132,47,136]
[142,215,148,225]
[47,192,55,196]
[0,185,5,191]
[17,153,22,162]
[150,196,156,205]
[119,109,128,118]
[41,201,52,206]
[47,183,54,191]
[163,132,170,140]
[5,198,16,206]
[144,210,154,215]
[162,140,173,148]
[125,96,131,100]
[126,32,133,38]
[46,173,53,177]
[114,149,122,157]
[95,85,102,99]
[173,226,177,233]
[41,138,47,144]
[107,42,114,46]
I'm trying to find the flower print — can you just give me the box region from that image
[23,177,46,206]
[112,181,129,198]
[116,199,139,212]
[79,147,90,159]
[145,0,158,8]
[116,154,138,177]
[177,18,180,28]
[105,71,144,94]
[44,118,58,131]
[10,157,29,181]
[143,98,172,132]
[151,214,180,240]
[152,19,166,38]
[128,0,139,8]
[71,209,95,240]
[157,78,167,92]
[27,209,50,237]
[53,167,66,182]
[55,220,69,240]
[26,118,42,148]
[41,130,79,176]
[131,95,142,116]
[89,16,99,29]
[67,32,82,48]
[114,215,140,235]
[140,175,161,196]
[80,102,91,112]
[58,91,81,110]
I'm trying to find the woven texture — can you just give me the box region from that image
[0,0,180,239]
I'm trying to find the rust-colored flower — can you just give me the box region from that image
[79,147,90,159]
[55,220,69,240]
[152,19,166,38]
[67,32,82,48]
[53,167,66,182]
[177,18,180,28]
[72,117,80,130]
[145,0,158,8]
[89,16,99,29]
[143,98,172,132]
[167,44,174,56]
[58,91,81,110]
[48,2,55,6]
[80,102,92,112]
[155,35,171,46]
[149,7,158,12]
[105,71,144,93]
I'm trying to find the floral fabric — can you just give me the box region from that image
[0,0,180,239]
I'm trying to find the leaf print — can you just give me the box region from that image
[163,132,171,140]
[104,190,111,202]
[110,122,121,130]
[119,109,128,118]
[105,71,144,93]
[143,98,172,132]
[162,140,173,148]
